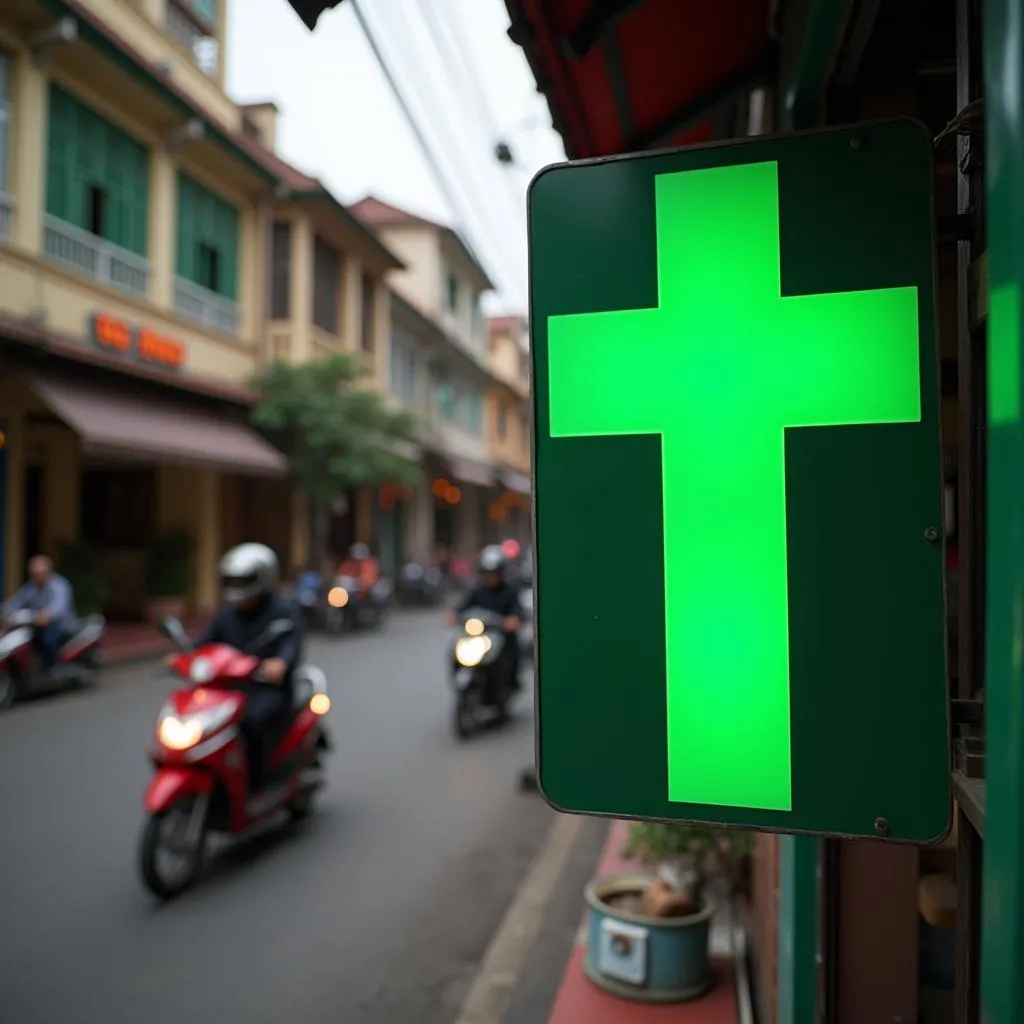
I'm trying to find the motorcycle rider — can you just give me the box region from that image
[164,543,303,795]
[446,545,523,690]
[1,555,77,672]
[339,542,381,595]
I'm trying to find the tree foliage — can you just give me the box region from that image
[251,353,420,510]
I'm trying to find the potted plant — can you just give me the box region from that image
[582,821,752,1004]
[56,542,110,617]
[143,531,193,624]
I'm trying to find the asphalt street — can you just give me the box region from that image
[0,609,558,1024]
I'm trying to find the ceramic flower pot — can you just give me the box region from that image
[583,873,715,1003]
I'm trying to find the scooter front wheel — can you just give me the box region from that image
[139,799,208,901]
[454,686,481,740]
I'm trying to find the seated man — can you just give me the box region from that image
[2,555,77,672]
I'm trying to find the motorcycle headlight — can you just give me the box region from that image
[158,715,204,751]
[455,635,492,668]
[328,586,349,608]
[156,701,235,751]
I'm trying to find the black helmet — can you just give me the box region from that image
[477,544,506,576]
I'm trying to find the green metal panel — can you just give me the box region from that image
[176,172,239,298]
[981,0,1024,1019]
[529,120,950,841]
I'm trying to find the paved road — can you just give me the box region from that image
[0,611,556,1024]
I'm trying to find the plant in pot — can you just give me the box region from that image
[56,542,110,617]
[582,821,752,1004]
[143,531,194,625]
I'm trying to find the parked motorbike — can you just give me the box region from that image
[325,575,392,633]
[0,609,105,711]
[450,608,516,739]
[396,561,444,607]
[139,615,332,900]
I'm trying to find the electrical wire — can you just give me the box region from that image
[356,0,528,308]
[350,0,524,305]
[415,0,534,214]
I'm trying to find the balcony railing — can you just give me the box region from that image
[43,216,150,299]
[174,276,238,335]
[165,0,219,77]
[0,192,13,243]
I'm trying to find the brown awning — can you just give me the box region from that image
[500,469,532,495]
[28,370,287,478]
[448,457,495,488]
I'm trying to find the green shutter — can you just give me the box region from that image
[176,172,196,280]
[190,0,217,22]
[45,85,74,222]
[45,84,148,251]
[176,171,239,298]
[215,198,238,300]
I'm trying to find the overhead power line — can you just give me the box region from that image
[350,0,527,309]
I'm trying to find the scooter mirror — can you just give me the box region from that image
[159,616,192,651]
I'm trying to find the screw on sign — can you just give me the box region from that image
[529,121,950,841]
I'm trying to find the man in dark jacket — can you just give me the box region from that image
[167,543,303,795]
[447,545,523,689]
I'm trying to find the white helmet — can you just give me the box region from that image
[219,543,279,608]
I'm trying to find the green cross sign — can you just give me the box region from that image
[529,122,950,841]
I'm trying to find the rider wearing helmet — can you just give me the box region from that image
[167,543,304,795]
[339,541,381,595]
[447,545,524,689]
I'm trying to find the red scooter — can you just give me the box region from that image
[0,609,105,711]
[139,615,332,900]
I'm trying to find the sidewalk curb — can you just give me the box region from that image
[453,813,585,1024]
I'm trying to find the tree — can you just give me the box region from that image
[251,353,420,565]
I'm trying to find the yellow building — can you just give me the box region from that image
[0,0,398,615]
[485,315,531,541]
[352,196,501,564]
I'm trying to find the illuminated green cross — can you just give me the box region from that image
[547,161,922,811]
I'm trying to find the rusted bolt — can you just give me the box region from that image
[924,527,940,543]
[874,817,890,836]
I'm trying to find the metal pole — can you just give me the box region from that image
[981,0,1024,1020]
[778,835,820,1024]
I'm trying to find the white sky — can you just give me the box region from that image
[226,0,567,315]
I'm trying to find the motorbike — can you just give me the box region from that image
[396,561,444,607]
[450,608,516,739]
[139,615,332,900]
[0,608,105,711]
[290,570,326,630]
[325,574,392,633]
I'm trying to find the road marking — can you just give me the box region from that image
[452,812,584,1024]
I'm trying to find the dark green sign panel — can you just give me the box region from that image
[529,120,950,842]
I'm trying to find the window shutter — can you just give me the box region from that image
[45,85,74,222]
[215,198,238,300]
[176,172,196,281]
[176,171,238,297]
